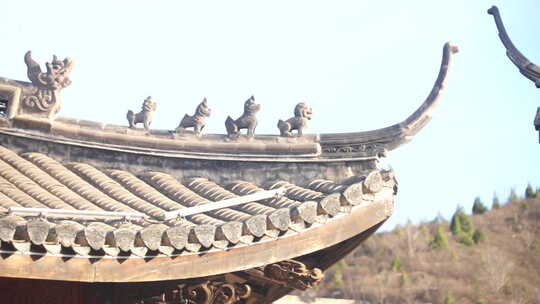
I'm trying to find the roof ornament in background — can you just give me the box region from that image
[126,96,157,131]
[488,6,540,141]
[488,6,540,88]
[278,102,313,137]
[23,51,74,119]
[225,95,260,139]
[175,97,212,136]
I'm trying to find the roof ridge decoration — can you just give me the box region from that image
[488,6,540,141]
[225,95,261,139]
[175,97,212,136]
[278,103,313,137]
[320,42,459,156]
[0,43,457,161]
[126,96,157,131]
[23,51,74,119]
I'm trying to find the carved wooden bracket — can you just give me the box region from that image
[131,280,251,304]
[181,281,251,304]
[263,260,324,291]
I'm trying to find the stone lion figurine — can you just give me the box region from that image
[127,96,157,130]
[277,103,313,137]
[175,97,212,136]
[225,95,261,139]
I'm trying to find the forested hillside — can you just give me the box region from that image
[299,186,540,304]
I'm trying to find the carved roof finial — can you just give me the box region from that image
[21,51,74,119]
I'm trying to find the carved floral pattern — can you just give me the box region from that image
[321,143,384,154]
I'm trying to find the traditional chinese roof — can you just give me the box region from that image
[0,43,456,286]
[0,141,394,257]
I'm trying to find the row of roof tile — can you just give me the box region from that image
[0,144,395,257]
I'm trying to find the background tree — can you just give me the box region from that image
[525,183,535,199]
[509,188,518,203]
[450,207,464,235]
[492,192,501,209]
[473,230,485,244]
[472,197,488,215]
[459,213,474,235]
[443,293,455,304]
[430,224,449,250]
[391,255,403,272]
[450,207,476,246]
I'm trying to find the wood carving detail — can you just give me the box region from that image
[264,260,324,291]
[23,51,74,117]
[129,280,251,304]
[182,281,251,304]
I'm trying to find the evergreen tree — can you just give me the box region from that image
[451,207,475,246]
[473,230,485,244]
[450,207,463,235]
[459,212,474,235]
[431,212,445,224]
[492,192,501,209]
[393,224,404,238]
[459,233,474,246]
[391,255,403,272]
[443,293,455,304]
[525,183,535,199]
[509,188,518,203]
[400,270,410,287]
[331,260,347,288]
[430,225,449,250]
[472,197,487,215]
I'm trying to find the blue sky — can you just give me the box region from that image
[2,1,539,230]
